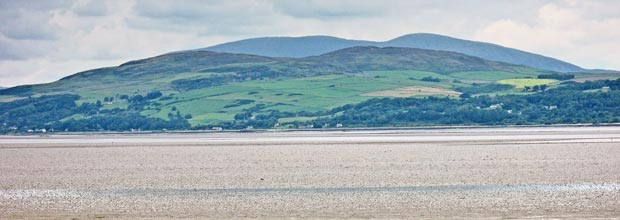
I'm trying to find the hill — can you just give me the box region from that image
[0,46,618,132]
[0,46,529,96]
[205,36,376,58]
[303,46,520,74]
[0,46,531,98]
[203,33,583,73]
[385,34,583,72]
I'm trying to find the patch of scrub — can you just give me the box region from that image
[362,86,461,97]
[571,76,619,83]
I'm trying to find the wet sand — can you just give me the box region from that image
[1,127,620,219]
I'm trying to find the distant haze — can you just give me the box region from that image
[1,0,619,87]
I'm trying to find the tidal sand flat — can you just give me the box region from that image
[1,127,620,219]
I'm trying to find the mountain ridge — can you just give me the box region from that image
[0,44,618,132]
[202,33,584,73]
[1,46,530,96]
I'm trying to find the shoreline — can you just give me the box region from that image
[3,123,620,137]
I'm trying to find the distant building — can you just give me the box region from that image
[489,103,503,109]
[544,105,558,110]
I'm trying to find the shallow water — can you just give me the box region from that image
[2,126,620,144]
[3,183,620,198]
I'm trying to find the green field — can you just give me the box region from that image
[497,78,558,88]
[138,71,468,124]
[2,68,616,126]
[450,71,539,81]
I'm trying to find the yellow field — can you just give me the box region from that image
[497,78,557,88]
[362,86,461,97]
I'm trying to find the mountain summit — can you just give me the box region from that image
[203,33,583,73]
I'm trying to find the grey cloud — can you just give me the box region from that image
[72,0,109,17]
[0,3,61,41]
[133,0,208,20]
[133,0,264,20]
[0,11,59,40]
[0,0,109,41]
[570,1,620,20]
[0,34,55,60]
[272,0,384,19]
[0,38,27,60]
[128,0,278,36]
[0,0,71,11]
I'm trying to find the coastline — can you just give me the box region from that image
[3,123,620,137]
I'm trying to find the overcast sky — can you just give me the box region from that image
[1,0,619,87]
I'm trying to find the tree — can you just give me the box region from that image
[146,91,163,100]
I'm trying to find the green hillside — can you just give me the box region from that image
[0,46,618,132]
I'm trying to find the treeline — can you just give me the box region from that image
[311,78,620,127]
[538,73,575,80]
[0,92,190,133]
[57,112,189,132]
[197,78,620,129]
[456,83,514,95]
[2,79,619,132]
[172,66,284,91]
[0,95,82,130]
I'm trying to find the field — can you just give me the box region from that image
[449,71,539,81]
[139,71,471,124]
[1,67,617,126]
[1,126,620,219]
[137,70,537,124]
[497,78,558,88]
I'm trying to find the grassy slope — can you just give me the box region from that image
[497,79,558,88]
[1,69,615,126]
[2,69,615,126]
[140,69,567,125]
[1,47,618,127]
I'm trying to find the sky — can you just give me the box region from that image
[1,0,619,87]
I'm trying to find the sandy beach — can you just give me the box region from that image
[1,126,620,219]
